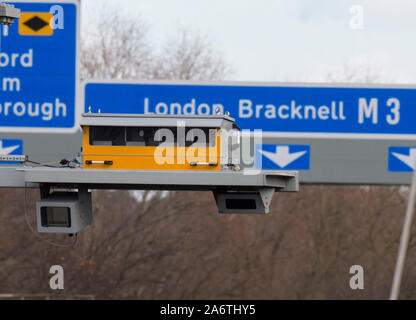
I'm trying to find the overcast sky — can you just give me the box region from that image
[81,0,416,83]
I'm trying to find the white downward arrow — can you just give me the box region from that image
[259,145,307,168]
[392,148,416,170]
[0,140,20,155]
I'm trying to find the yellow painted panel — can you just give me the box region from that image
[83,155,220,171]
[82,126,221,171]
[19,12,53,36]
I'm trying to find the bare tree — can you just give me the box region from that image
[325,57,395,84]
[81,11,153,80]
[153,27,232,81]
[81,11,231,81]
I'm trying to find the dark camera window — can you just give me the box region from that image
[126,127,166,146]
[90,126,126,146]
[41,207,71,228]
[226,199,257,210]
[184,127,216,147]
[90,126,217,147]
[126,127,217,147]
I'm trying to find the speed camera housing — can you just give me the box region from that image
[36,190,92,234]
[213,187,275,214]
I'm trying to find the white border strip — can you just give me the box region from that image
[83,78,416,89]
[257,132,416,140]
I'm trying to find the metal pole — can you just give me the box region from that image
[390,159,416,300]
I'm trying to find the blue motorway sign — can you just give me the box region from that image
[0,0,79,132]
[255,144,310,170]
[0,139,23,164]
[388,146,416,172]
[84,81,416,138]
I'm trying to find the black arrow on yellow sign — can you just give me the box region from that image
[19,12,53,36]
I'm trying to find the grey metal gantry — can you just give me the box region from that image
[0,2,20,26]
[10,111,300,234]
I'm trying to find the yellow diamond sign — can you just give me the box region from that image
[19,12,53,36]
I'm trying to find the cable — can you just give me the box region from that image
[23,158,79,169]
[23,182,78,248]
[26,161,61,168]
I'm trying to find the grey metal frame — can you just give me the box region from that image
[0,2,20,25]
[81,113,235,130]
[19,168,299,192]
